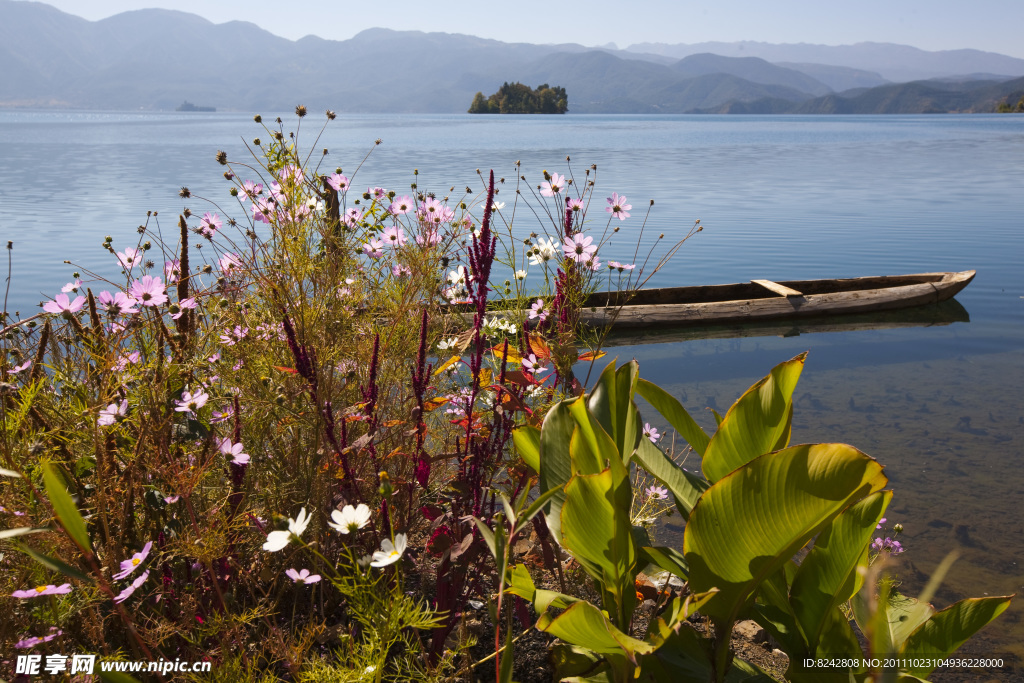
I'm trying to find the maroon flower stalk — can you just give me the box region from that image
[410,308,432,489]
[358,334,382,479]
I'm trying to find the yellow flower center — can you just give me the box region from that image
[132,558,141,566]
[35,586,48,593]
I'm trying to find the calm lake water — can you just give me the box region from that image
[1,112,1022,676]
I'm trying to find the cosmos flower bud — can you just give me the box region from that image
[254,114,262,123]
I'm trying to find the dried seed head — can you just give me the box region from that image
[295,105,307,118]
[224,172,233,180]
[179,187,191,198]
[326,109,336,120]
[216,150,228,165]
[183,208,192,219]
[253,138,261,146]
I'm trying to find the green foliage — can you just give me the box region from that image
[511,355,1013,682]
[468,82,568,113]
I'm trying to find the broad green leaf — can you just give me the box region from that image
[752,567,804,656]
[42,463,91,552]
[636,378,711,457]
[550,644,608,682]
[614,362,641,464]
[568,395,619,474]
[786,609,864,682]
[710,408,724,427]
[511,425,541,472]
[886,593,934,651]
[0,526,47,540]
[647,591,719,644]
[685,442,887,626]
[517,486,562,535]
[790,490,891,651]
[632,437,708,521]
[536,601,655,660]
[14,542,94,583]
[562,463,635,630]
[586,359,620,449]
[899,596,1013,677]
[539,401,576,545]
[641,546,689,583]
[701,353,806,483]
[471,517,497,561]
[506,563,578,613]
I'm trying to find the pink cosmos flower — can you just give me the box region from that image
[12,584,72,599]
[219,325,248,346]
[129,275,168,307]
[327,173,349,192]
[285,568,322,584]
[643,423,661,443]
[389,196,414,215]
[382,226,407,248]
[392,264,412,277]
[113,541,152,580]
[14,628,62,649]
[98,400,128,426]
[279,164,304,185]
[114,570,149,604]
[113,351,140,372]
[521,354,549,376]
[61,280,81,293]
[344,208,363,228]
[566,197,584,212]
[606,193,632,220]
[562,234,597,263]
[43,293,86,315]
[417,198,446,224]
[238,180,263,202]
[164,260,181,283]
[540,172,566,197]
[362,238,384,259]
[528,299,548,321]
[10,360,31,373]
[218,438,250,465]
[219,253,243,276]
[199,212,222,238]
[607,261,636,273]
[645,485,669,500]
[97,290,139,316]
[251,200,269,224]
[172,297,197,319]
[585,256,602,271]
[368,187,388,200]
[116,247,141,270]
[175,389,209,417]
[416,228,441,246]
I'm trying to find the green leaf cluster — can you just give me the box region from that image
[509,355,1013,682]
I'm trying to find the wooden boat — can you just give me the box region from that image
[579,270,975,329]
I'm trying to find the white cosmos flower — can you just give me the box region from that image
[436,337,458,351]
[528,237,557,266]
[370,533,407,567]
[263,507,311,552]
[327,504,371,534]
[491,201,506,211]
[514,269,527,280]
[447,265,469,285]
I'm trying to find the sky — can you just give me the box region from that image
[27,0,1024,59]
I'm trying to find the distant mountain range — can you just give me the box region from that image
[3,0,1024,114]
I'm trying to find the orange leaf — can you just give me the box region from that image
[382,419,405,428]
[577,349,607,362]
[273,366,299,374]
[490,345,522,365]
[529,334,552,361]
[422,396,449,412]
[433,355,462,376]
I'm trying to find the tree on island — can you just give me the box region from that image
[996,93,1024,112]
[468,82,568,114]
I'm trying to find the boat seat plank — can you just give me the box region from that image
[751,279,803,297]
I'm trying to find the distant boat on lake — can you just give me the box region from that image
[176,100,215,112]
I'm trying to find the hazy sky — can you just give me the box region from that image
[30,0,1024,59]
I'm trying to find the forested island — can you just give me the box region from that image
[468,82,568,113]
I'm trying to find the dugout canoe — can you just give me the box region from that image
[578,270,975,329]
